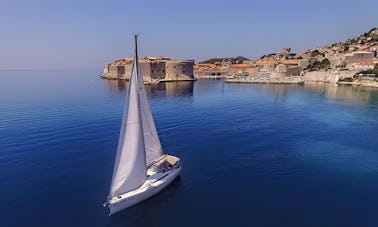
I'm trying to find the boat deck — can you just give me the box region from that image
[107,155,180,205]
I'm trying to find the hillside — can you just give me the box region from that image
[300,27,378,58]
[199,56,250,64]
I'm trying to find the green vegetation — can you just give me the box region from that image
[306,58,331,71]
[343,45,349,52]
[200,56,250,64]
[311,50,323,57]
[260,53,276,59]
[371,36,378,42]
[339,77,353,82]
[368,27,378,36]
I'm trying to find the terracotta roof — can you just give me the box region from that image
[280,59,299,65]
[111,58,133,66]
[355,60,375,65]
[255,58,277,65]
[193,64,216,69]
[231,64,251,68]
[242,60,256,64]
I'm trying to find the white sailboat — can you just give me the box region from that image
[104,34,182,215]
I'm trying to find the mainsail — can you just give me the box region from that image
[109,35,146,198]
[137,64,164,165]
[109,34,164,199]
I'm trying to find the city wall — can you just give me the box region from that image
[303,70,356,83]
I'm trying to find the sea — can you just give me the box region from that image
[1,69,378,227]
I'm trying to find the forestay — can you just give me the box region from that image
[109,36,146,198]
[136,59,164,165]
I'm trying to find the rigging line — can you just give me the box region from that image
[138,34,144,59]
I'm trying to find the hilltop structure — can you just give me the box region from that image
[102,57,195,82]
[102,28,378,86]
[194,48,305,78]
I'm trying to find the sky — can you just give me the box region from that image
[0,0,377,69]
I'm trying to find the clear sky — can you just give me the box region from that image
[0,0,377,69]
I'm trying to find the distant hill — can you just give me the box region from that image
[200,56,250,64]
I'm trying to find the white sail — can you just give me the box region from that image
[136,61,164,165]
[105,35,182,215]
[109,36,147,198]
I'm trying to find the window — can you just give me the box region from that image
[152,70,154,73]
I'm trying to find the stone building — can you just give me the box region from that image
[344,51,374,64]
[272,64,301,78]
[165,60,195,81]
[298,59,310,69]
[102,57,195,81]
[286,66,302,76]
[193,63,228,77]
[228,64,257,76]
[344,51,375,70]
[282,48,291,59]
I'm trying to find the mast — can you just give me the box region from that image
[108,34,147,199]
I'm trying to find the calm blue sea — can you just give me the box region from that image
[1,70,378,226]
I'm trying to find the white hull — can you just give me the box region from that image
[107,164,181,215]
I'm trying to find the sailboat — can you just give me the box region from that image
[104,34,182,215]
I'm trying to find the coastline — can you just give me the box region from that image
[225,77,304,85]
[337,81,378,88]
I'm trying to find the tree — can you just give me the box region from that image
[305,58,330,71]
[311,50,321,57]
[321,58,330,69]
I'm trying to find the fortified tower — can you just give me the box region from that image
[102,57,195,81]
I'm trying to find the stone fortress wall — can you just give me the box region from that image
[303,70,357,83]
[102,57,195,81]
[165,60,195,81]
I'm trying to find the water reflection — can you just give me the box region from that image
[193,79,223,95]
[104,80,378,105]
[103,79,128,94]
[103,79,194,98]
[227,81,378,106]
[260,84,303,103]
[305,83,378,105]
[165,81,194,97]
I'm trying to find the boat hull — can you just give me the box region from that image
[108,166,181,215]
